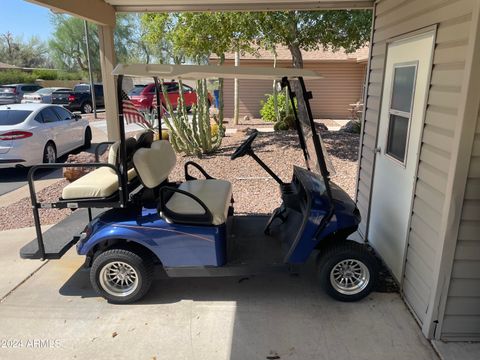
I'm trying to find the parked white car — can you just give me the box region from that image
[0,104,91,168]
[21,87,72,104]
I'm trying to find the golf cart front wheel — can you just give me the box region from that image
[318,241,377,302]
[90,249,153,304]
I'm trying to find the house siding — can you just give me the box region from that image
[357,0,475,326]
[441,108,480,341]
[221,60,366,119]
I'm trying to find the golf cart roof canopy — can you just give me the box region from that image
[112,63,323,80]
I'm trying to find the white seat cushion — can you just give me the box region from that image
[62,167,137,200]
[165,179,233,225]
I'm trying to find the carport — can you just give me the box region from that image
[26,0,480,345]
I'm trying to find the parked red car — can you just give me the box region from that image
[128,82,211,112]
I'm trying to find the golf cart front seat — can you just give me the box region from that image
[61,138,138,200]
[133,140,233,226]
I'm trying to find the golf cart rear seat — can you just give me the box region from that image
[133,140,233,226]
[61,135,147,200]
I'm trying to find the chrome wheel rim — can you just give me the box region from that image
[45,146,56,163]
[84,103,92,113]
[99,261,139,297]
[330,259,370,295]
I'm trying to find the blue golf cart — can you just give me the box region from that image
[20,64,378,304]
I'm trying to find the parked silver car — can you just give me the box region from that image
[0,104,91,168]
[0,84,43,105]
[21,87,72,104]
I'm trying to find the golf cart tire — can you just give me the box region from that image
[90,249,154,304]
[317,241,377,302]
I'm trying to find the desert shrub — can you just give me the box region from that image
[32,69,58,80]
[0,70,36,85]
[32,69,84,81]
[260,92,296,122]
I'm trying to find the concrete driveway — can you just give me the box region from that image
[0,229,438,360]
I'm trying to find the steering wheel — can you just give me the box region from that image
[231,131,258,160]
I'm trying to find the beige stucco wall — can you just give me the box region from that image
[220,59,366,119]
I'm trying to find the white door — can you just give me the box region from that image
[368,32,435,281]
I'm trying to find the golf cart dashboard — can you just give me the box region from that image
[280,166,328,213]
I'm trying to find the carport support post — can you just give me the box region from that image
[98,23,120,141]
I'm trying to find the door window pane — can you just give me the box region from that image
[386,114,409,162]
[53,106,73,121]
[391,65,416,113]
[41,108,60,123]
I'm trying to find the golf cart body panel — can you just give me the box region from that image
[77,207,227,267]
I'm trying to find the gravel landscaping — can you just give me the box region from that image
[0,128,359,230]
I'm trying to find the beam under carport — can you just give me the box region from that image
[112,1,374,12]
[26,0,116,26]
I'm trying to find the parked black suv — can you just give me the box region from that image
[51,83,104,113]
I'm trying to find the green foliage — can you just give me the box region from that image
[49,14,145,79]
[30,69,83,81]
[273,120,289,131]
[282,115,296,130]
[0,32,51,68]
[260,92,295,122]
[0,70,36,85]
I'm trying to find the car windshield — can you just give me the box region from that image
[0,86,15,93]
[0,110,32,125]
[74,85,90,92]
[36,88,54,95]
[129,85,146,96]
[296,89,335,176]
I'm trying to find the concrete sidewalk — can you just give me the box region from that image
[0,227,438,360]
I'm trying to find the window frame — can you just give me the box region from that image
[384,61,418,167]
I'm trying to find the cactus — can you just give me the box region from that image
[160,78,224,157]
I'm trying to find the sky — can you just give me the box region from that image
[0,0,54,41]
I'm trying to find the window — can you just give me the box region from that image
[166,83,179,93]
[182,85,193,93]
[40,108,60,123]
[53,107,73,121]
[0,110,32,125]
[385,64,417,164]
[74,85,90,93]
[94,85,104,96]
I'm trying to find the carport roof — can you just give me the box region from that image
[27,0,374,27]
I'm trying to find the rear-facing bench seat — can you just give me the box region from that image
[61,137,141,200]
[62,167,137,200]
[133,140,233,226]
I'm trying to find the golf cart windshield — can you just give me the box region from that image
[295,89,335,176]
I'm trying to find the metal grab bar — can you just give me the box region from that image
[27,162,125,260]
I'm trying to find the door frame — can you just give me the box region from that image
[367,25,438,290]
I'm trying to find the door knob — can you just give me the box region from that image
[374,147,381,153]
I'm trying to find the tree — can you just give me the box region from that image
[0,32,51,68]
[48,14,142,79]
[253,10,371,120]
[255,11,371,69]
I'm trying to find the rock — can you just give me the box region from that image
[339,120,361,134]
[316,123,329,132]
[63,151,108,182]
[243,115,250,121]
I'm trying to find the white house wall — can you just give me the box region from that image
[357,0,476,335]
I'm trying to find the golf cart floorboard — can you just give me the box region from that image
[20,208,105,260]
[227,215,286,266]
[165,215,298,278]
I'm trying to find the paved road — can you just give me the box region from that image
[0,167,63,196]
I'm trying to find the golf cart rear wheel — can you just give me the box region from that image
[90,249,153,304]
[317,241,377,302]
